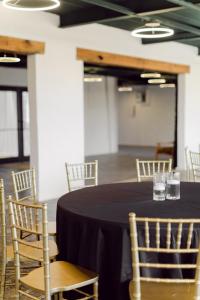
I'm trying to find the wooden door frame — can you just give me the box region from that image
[0,35,45,54]
[77,48,190,74]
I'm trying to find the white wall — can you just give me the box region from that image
[0,67,27,86]
[28,46,84,200]
[118,86,176,146]
[0,5,199,199]
[84,76,118,156]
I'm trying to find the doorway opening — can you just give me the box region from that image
[84,63,177,184]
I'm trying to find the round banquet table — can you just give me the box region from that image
[56,182,200,300]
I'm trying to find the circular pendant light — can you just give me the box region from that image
[0,54,21,63]
[140,72,161,78]
[131,22,174,39]
[160,83,175,88]
[2,0,60,11]
[84,77,103,83]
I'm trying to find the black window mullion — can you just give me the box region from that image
[17,89,24,160]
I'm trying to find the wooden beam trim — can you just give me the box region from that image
[0,35,45,55]
[77,48,190,74]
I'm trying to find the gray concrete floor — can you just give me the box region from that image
[87,145,169,184]
[0,146,172,222]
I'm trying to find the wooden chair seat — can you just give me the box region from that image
[6,240,58,262]
[20,261,98,293]
[130,281,195,300]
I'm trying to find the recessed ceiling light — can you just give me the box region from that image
[0,54,21,63]
[160,83,176,88]
[140,73,161,78]
[131,22,174,39]
[2,0,60,11]
[118,87,133,92]
[148,78,166,84]
[84,77,103,83]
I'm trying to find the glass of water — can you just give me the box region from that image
[166,171,180,200]
[153,173,166,201]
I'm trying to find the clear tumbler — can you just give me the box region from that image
[153,173,166,201]
[166,171,180,200]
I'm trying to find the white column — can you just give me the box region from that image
[177,62,200,169]
[177,74,186,169]
[106,77,119,153]
[27,43,84,201]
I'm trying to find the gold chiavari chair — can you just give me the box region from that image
[9,200,98,300]
[136,158,172,182]
[185,147,192,181]
[0,179,58,299]
[129,213,200,300]
[190,151,200,182]
[12,168,56,237]
[65,160,98,192]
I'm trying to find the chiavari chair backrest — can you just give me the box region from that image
[185,147,192,181]
[136,159,172,182]
[9,200,51,300]
[12,168,37,202]
[0,178,7,264]
[190,151,200,182]
[129,213,200,300]
[65,160,98,192]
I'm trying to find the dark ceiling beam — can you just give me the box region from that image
[165,0,200,12]
[142,32,197,44]
[60,0,182,27]
[80,0,200,36]
[80,0,140,16]
[179,36,200,43]
[157,16,200,35]
[60,7,122,27]
[100,7,183,24]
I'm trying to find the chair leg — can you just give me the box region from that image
[15,292,20,300]
[15,274,20,300]
[0,262,6,300]
[129,281,141,300]
[93,282,98,300]
[14,287,19,300]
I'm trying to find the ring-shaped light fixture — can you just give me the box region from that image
[131,22,174,39]
[148,78,166,84]
[2,0,60,11]
[0,54,21,63]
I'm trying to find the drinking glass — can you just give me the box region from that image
[153,173,166,201]
[166,171,180,200]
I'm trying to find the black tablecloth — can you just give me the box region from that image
[56,182,200,300]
